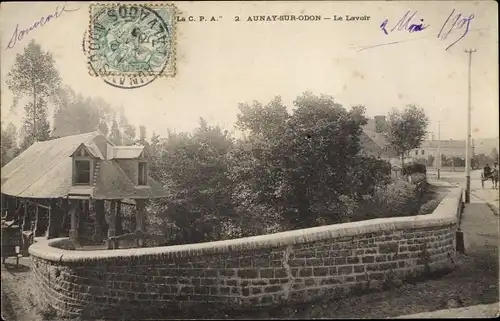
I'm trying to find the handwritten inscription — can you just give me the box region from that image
[437,9,474,51]
[6,2,80,50]
[380,11,429,35]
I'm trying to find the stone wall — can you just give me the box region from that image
[28,188,463,319]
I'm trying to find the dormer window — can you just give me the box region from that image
[138,161,148,185]
[71,144,95,186]
[75,160,91,184]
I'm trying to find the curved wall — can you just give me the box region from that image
[29,188,463,319]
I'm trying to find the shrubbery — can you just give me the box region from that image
[145,94,429,244]
[403,162,427,176]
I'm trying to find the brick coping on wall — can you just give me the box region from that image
[29,187,463,263]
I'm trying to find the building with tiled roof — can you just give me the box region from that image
[1,131,168,250]
[1,131,167,199]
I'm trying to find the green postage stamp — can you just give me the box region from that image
[86,3,176,89]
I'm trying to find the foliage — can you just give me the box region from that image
[491,148,499,164]
[403,162,427,176]
[148,118,236,243]
[109,118,122,145]
[230,93,390,229]
[440,156,466,167]
[473,153,498,168]
[357,180,422,220]
[122,124,137,146]
[145,94,397,243]
[20,99,51,149]
[52,87,101,137]
[1,122,19,166]
[385,105,429,167]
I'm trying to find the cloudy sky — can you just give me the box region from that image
[1,1,498,140]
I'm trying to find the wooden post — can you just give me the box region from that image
[135,199,145,233]
[69,200,79,246]
[47,199,60,239]
[135,199,145,247]
[93,200,105,243]
[116,200,122,236]
[61,199,69,235]
[7,196,16,220]
[21,201,28,231]
[107,200,117,249]
[34,205,39,237]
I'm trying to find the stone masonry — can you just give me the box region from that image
[28,188,463,319]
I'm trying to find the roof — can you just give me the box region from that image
[360,129,399,158]
[1,131,168,200]
[420,140,466,149]
[111,146,146,159]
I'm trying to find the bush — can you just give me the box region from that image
[403,162,427,176]
[355,180,421,221]
[410,172,428,196]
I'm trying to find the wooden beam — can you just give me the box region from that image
[24,199,51,210]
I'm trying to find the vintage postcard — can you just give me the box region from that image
[1,1,498,320]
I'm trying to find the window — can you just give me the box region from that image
[421,150,425,155]
[415,150,418,156]
[75,160,91,184]
[138,162,147,185]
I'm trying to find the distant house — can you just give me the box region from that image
[411,140,472,161]
[360,116,398,161]
[1,131,168,248]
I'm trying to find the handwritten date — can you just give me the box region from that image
[438,9,475,51]
[380,10,428,35]
[379,9,474,51]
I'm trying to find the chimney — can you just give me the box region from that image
[374,116,387,133]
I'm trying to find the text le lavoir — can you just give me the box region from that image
[334,15,371,21]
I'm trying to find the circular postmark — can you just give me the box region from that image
[86,4,173,89]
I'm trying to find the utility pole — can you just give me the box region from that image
[437,121,441,179]
[464,49,476,203]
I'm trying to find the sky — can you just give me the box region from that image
[1,1,498,140]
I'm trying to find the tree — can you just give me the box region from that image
[385,105,429,168]
[20,98,51,149]
[53,88,101,137]
[98,121,109,136]
[109,118,122,145]
[1,122,14,166]
[121,124,136,146]
[6,40,61,148]
[149,119,236,243]
[232,93,391,230]
[491,148,499,163]
[150,131,160,146]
